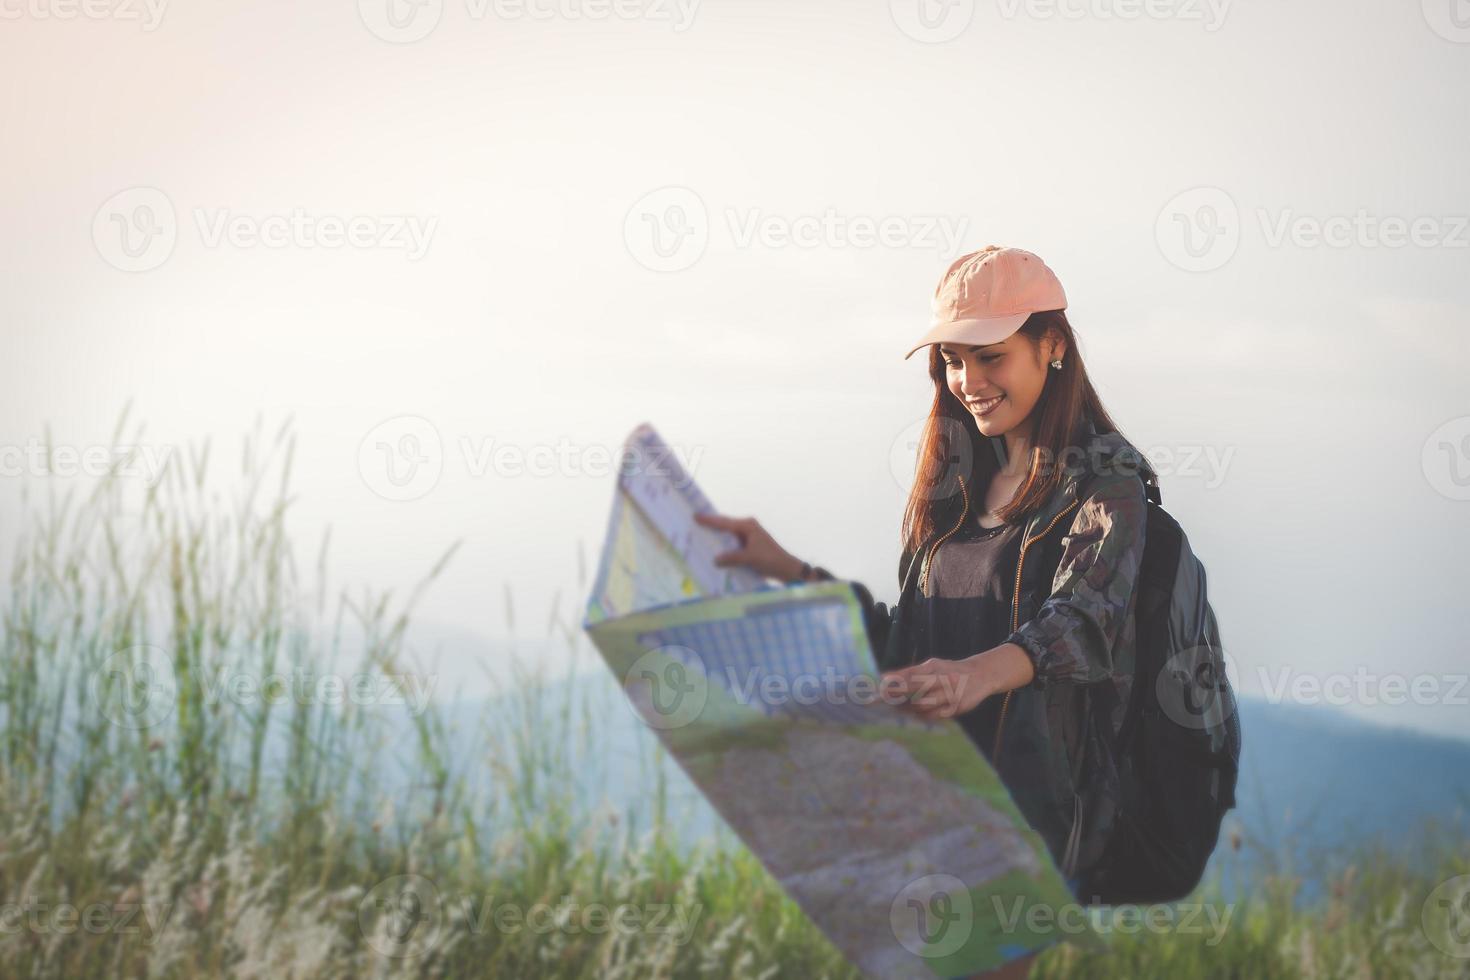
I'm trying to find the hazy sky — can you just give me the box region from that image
[2,0,1468,738]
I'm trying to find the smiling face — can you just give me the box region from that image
[939,330,1066,445]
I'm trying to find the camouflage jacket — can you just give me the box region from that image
[837,417,1156,888]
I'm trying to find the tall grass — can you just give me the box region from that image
[0,409,1467,978]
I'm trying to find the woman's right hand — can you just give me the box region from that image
[692,512,804,582]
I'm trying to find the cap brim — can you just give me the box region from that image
[902,313,1031,360]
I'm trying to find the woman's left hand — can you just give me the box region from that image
[879,643,1037,721]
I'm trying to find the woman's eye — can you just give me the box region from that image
[943,360,960,369]
[981,354,1003,363]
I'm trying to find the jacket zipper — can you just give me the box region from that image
[916,476,971,596]
[992,495,1082,759]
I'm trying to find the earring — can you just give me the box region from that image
[1050,359,1063,370]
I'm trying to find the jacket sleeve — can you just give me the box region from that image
[1003,473,1147,689]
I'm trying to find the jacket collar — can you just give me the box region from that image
[1020,417,1157,540]
[899,417,1155,600]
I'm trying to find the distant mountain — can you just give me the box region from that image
[1221,697,1470,900]
[368,678,1470,904]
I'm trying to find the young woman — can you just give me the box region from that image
[695,245,1157,979]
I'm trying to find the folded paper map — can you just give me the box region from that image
[583,422,1103,978]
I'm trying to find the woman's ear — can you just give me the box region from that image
[1046,333,1068,363]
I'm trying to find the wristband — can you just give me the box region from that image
[786,560,814,584]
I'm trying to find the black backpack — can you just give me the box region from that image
[851,477,1242,906]
[1076,479,1242,905]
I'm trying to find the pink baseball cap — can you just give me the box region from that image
[903,245,1067,360]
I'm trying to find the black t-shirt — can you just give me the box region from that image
[909,517,1024,763]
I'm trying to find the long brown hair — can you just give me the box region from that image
[899,310,1131,577]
